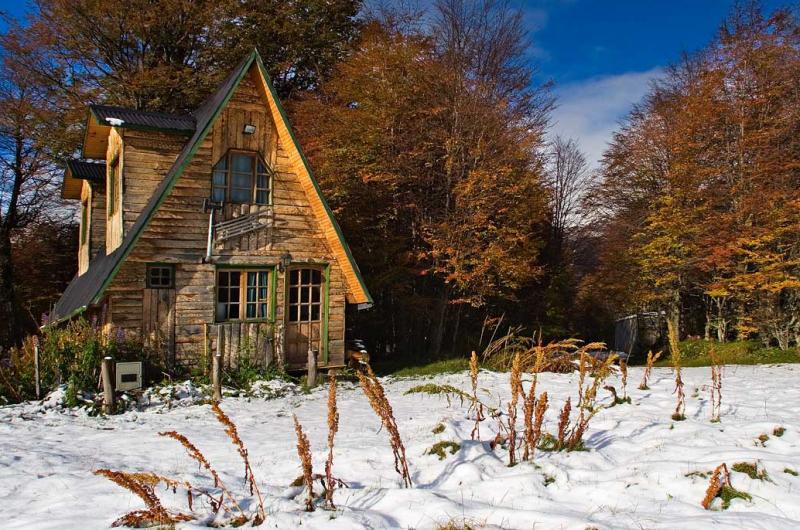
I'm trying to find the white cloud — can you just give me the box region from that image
[550,68,663,170]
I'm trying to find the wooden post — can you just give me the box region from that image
[212,323,223,402]
[307,346,318,388]
[33,341,41,400]
[212,353,222,402]
[203,323,210,376]
[101,357,114,414]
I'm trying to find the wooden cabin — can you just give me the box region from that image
[53,51,372,372]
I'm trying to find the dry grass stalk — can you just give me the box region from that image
[522,342,545,460]
[94,469,193,527]
[620,360,628,400]
[324,372,339,510]
[702,463,732,509]
[529,391,548,461]
[158,430,245,519]
[667,321,686,420]
[710,348,723,423]
[506,352,522,466]
[356,363,412,487]
[557,397,571,446]
[638,350,663,390]
[560,352,616,450]
[210,403,265,524]
[293,414,315,512]
[482,329,602,374]
[469,351,484,440]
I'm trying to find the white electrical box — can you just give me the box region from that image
[115,362,143,391]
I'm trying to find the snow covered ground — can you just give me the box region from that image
[2,364,799,530]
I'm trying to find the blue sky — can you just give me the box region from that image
[525,0,788,167]
[1,0,791,168]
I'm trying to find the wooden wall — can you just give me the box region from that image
[105,128,124,252]
[78,183,90,274]
[122,130,186,234]
[103,66,348,369]
[90,183,106,258]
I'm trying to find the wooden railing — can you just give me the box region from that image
[210,321,280,371]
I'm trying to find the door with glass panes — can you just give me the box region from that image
[284,268,323,366]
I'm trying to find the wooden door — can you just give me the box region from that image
[142,288,176,366]
[284,268,323,366]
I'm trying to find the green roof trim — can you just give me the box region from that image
[253,54,373,307]
[53,49,371,322]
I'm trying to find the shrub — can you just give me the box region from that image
[1,319,165,404]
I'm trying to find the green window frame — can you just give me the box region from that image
[108,157,121,215]
[215,267,275,322]
[211,150,273,205]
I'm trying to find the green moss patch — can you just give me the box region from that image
[427,441,461,460]
[732,461,768,481]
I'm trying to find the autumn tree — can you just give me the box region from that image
[584,2,800,348]
[0,28,74,347]
[27,0,363,113]
[293,0,553,357]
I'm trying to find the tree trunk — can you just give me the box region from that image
[430,286,450,358]
[0,228,23,348]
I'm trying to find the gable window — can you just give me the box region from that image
[216,268,271,321]
[146,264,175,288]
[211,151,272,205]
[108,157,121,215]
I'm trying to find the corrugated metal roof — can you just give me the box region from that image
[66,160,106,183]
[90,105,196,133]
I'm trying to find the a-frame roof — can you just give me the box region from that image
[52,50,372,323]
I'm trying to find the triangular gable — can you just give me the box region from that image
[51,50,371,323]
[251,54,372,307]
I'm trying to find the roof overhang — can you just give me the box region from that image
[82,106,195,159]
[61,160,106,200]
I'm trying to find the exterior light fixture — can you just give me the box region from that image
[279,251,292,272]
[243,124,256,134]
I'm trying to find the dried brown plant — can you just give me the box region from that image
[638,350,663,390]
[94,469,193,527]
[529,391,548,461]
[619,360,628,400]
[210,403,265,523]
[324,372,339,509]
[522,343,545,460]
[482,329,603,374]
[702,463,732,509]
[469,351,484,440]
[710,348,723,423]
[667,321,686,420]
[557,397,571,446]
[506,352,522,466]
[293,414,315,512]
[158,430,245,519]
[356,363,412,487]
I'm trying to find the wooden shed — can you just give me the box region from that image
[52,51,372,371]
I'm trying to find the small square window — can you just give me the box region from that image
[146,264,175,288]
